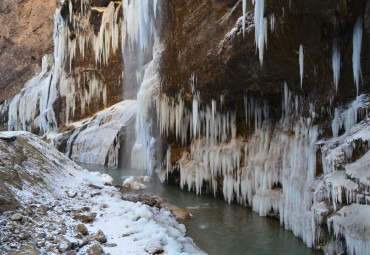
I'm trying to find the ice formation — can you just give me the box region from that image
[49,100,136,168]
[242,0,247,37]
[8,0,123,133]
[252,0,265,66]
[352,16,363,96]
[332,39,341,92]
[328,204,370,255]
[299,44,304,88]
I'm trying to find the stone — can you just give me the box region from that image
[86,243,102,255]
[94,230,107,243]
[74,212,97,223]
[57,236,72,252]
[36,205,49,215]
[19,231,30,240]
[10,213,22,221]
[74,224,89,235]
[103,243,117,247]
[25,207,33,215]
[169,205,191,219]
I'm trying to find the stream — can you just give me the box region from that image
[80,163,323,255]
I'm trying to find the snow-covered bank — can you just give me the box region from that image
[0,131,203,254]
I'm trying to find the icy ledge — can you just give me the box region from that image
[0,131,203,254]
[328,204,370,255]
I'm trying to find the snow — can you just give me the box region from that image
[328,204,370,255]
[0,131,203,255]
[352,16,363,96]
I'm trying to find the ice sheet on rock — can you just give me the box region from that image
[328,204,370,255]
[49,100,136,167]
[346,150,370,190]
[322,116,370,175]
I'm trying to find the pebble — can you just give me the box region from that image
[74,224,89,235]
[94,230,107,244]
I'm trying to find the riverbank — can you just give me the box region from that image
[0,131,203,254]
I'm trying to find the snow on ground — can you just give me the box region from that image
[0,131,204,254]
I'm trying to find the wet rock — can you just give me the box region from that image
[74,224,89,235]
[57,236,72,252]
[10,213,22,221]
[95,230,107,243]
[74,212,97,223]
[169,205,191,219]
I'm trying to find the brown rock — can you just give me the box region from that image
[74,212,97,223]
[95,230,107,243]
[86,243,102,255]
[74,224,89,235]
[169,205,191,219]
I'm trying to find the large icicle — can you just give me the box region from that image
[352,17,363,96]
[252,0,265,66]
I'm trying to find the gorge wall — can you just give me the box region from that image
[1,0,370,254]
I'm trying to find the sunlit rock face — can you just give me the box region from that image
[0,0,56,102]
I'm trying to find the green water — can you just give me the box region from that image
[80,163,323,255]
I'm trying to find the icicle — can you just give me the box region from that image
[270,13,275,33]
[252,0,265,66]
[352,16,362,96]
[299,44,304,89]
[242,0,247,37]
[332,39,341,92]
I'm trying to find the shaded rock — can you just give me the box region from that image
[74,224,89,235]
[95,230,107,243]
